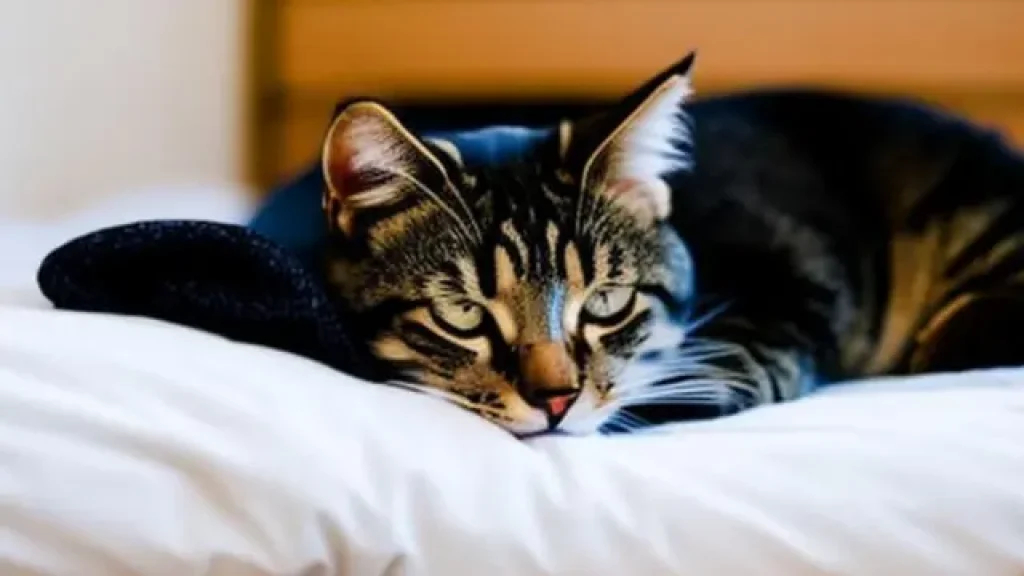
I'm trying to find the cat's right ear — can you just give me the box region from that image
[560,52,697,223]
[321,100,452,237]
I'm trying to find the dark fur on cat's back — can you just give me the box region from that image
[320,53,1024,435]
[676,86,1024,377]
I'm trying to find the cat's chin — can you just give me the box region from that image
[497,408,551,438]
[498,390,610,438]
[527,386,610,437]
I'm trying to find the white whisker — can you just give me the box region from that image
[618,391,733,405]
[609,383,757,410]
[626,379,736,393]
[684,300,732,334]
[614,378,752,402]
[603,411,650,433]
[637,357,750,380]
[681,338,748,354]
[615,371,735,394]
[618,347,756,396]
[660,347,738,361]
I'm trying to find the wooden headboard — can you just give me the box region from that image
[249,0,1024,191]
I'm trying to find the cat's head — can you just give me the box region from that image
[322,54,697,436]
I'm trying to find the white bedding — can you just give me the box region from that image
[2,188,1023,575]
[1,303,1023,576]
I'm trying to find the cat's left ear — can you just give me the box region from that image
[567,52,696,223]
[322,100,454,238]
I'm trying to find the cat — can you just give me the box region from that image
[319,52,1024,437]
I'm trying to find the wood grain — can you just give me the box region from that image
[253,0,1024,186]
[280,0,1024,98]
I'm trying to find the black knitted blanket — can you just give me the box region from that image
[35,219,372,378]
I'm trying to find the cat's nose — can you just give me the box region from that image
[519,341,579,424]
[535,389,579,424]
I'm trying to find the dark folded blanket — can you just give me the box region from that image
[36,219,372,378]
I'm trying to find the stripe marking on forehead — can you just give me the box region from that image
[564,241,585,291]
[594,243,612,284]
[546,221,560,272]
[501,220,529,272]
[562,241,587,335]
[456,257,483,300]
[494,245,518,296]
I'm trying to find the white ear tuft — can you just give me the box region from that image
[582,71,695,222]
[605,75,694,183]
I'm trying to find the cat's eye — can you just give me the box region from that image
[431,299,485,334]
[583,286,635,322]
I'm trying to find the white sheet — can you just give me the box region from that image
[1,305,1022,575]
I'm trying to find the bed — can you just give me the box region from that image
[3,2,1024,575]
[2,236,1024,574]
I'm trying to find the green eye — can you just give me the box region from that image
[583,286,635,321]
[432,299,485,333]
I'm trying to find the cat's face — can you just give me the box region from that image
[323,56,697,436]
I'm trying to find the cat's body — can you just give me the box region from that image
[644,88,1024,420]
[320,55,1024,435]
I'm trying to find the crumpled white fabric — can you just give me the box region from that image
[0,305,1022,576]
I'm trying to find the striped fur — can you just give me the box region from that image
[323,52,1024,435]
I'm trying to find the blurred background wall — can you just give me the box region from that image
[0,0,248,219]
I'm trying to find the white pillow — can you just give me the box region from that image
[1,305,1023,575]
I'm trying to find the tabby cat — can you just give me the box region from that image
[320,53,1024,437]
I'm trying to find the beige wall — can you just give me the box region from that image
[0,0,248,219]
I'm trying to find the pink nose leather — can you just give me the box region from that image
[519,341,579,422]
[544,393,576,418]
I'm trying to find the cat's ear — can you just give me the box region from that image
[321,100,452,236]
[567,52,696,223]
